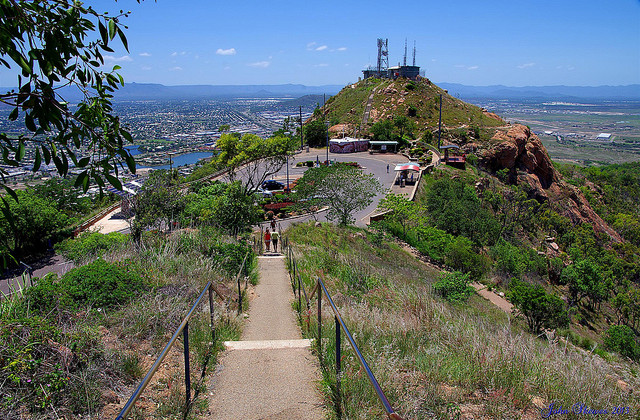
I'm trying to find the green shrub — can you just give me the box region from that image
[604,325,638,360]
[508,279,569,334]
[55,231,128,263]
[432,271,473,303]
[445,236,490,280]
[208,242,253,277]
[23,273,62,316]
[60,259,146,309]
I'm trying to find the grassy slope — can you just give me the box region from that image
[286,222,638,419]
[323,78,504,138]
[0,230,250,419]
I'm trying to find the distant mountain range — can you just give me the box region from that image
[436,83,640,101]
[1,82,638,102]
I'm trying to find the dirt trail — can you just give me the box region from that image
[207,255,325,419]
[399,241,514,313]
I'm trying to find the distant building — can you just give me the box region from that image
[362,38,421,81]
[596,133,612,140]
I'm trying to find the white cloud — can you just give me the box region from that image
[337,47,347,51]
[171,52,178,57]
[307,42,317,50]
[249,61,270,68]
[216,48,237,56]
[467,65,479,70]
[315,45,328,51]
[517,62,535,69]
[169,66,183,71]
[141,65,152,71]
[104,55,133,62]
[314,63,329,67]
[139,52,152,57]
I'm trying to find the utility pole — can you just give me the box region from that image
[326,121,329,165]
[438,94,442,149]
[299,105,303,149]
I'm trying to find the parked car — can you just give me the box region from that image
[255,188,273,198]
[262,180,285,191]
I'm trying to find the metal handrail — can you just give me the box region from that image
[285,242,403,419]
[317,276,403,419]
[116,281,217,420]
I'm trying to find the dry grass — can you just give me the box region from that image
[287,222,639,419]
[0,228,250,419]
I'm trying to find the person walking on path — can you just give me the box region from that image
[271,230,279,253]
[386,163,389,173]
[264,228,271,252]
[270,218,276,230]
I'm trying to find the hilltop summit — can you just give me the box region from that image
[315,77,621,241]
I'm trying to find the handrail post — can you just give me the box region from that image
[208,285,215,345]
[183,321,191,408]
[297,275,302,315]
[237,274,242,315]
[317,278,322,361]
[335,315,342,419]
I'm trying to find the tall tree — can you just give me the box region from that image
[130,170,184,241]
[303,120,328,148]
[215,133,296,195]
[296,164,381,226]
[0,190,68,259]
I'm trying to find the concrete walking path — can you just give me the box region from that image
[207,255,325,419]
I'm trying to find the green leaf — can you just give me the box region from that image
[41,146,51,164]
[74,171,90,192]
[16,141,25,161]
[78,157,90,167]
[8,108,18,121]
[108,19,116,40]
[24,113,36,131]
[99,21,108,45]
[117,27,129,52]
[33,149,41,172]
[125,154,136,173]
[105,173,122,190]
[2,185,18,203]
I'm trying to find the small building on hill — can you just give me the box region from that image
[387,65,420,80]
[329,138,369,153]
[440,145,466,169]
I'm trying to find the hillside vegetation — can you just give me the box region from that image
[320,77,504,141]
[0,229,254,419]
[287,222,638,419]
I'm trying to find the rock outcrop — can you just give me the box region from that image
[479,124,622,242]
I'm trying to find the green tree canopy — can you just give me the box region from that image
[0,1,139,197]
[509,279,569,334]
[215,133,297,194]
[303,120,328,148]
[130,170,184,241]
[0,189,68,259]
[370,119,398,142]
[183,181,260,236]
[295,164,381,225]
[561,258,608,309]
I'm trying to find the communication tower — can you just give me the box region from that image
[403,39,408,66]
[376,38,389,76]
[413,41,416,66]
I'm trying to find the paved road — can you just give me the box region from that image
[0,253,73,296]
[249,148,410,228]
[207,255,325,419]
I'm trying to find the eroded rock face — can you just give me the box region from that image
[479,124,622,242]
[481,124,558,188]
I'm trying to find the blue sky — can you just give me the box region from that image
[3,0,640,87]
